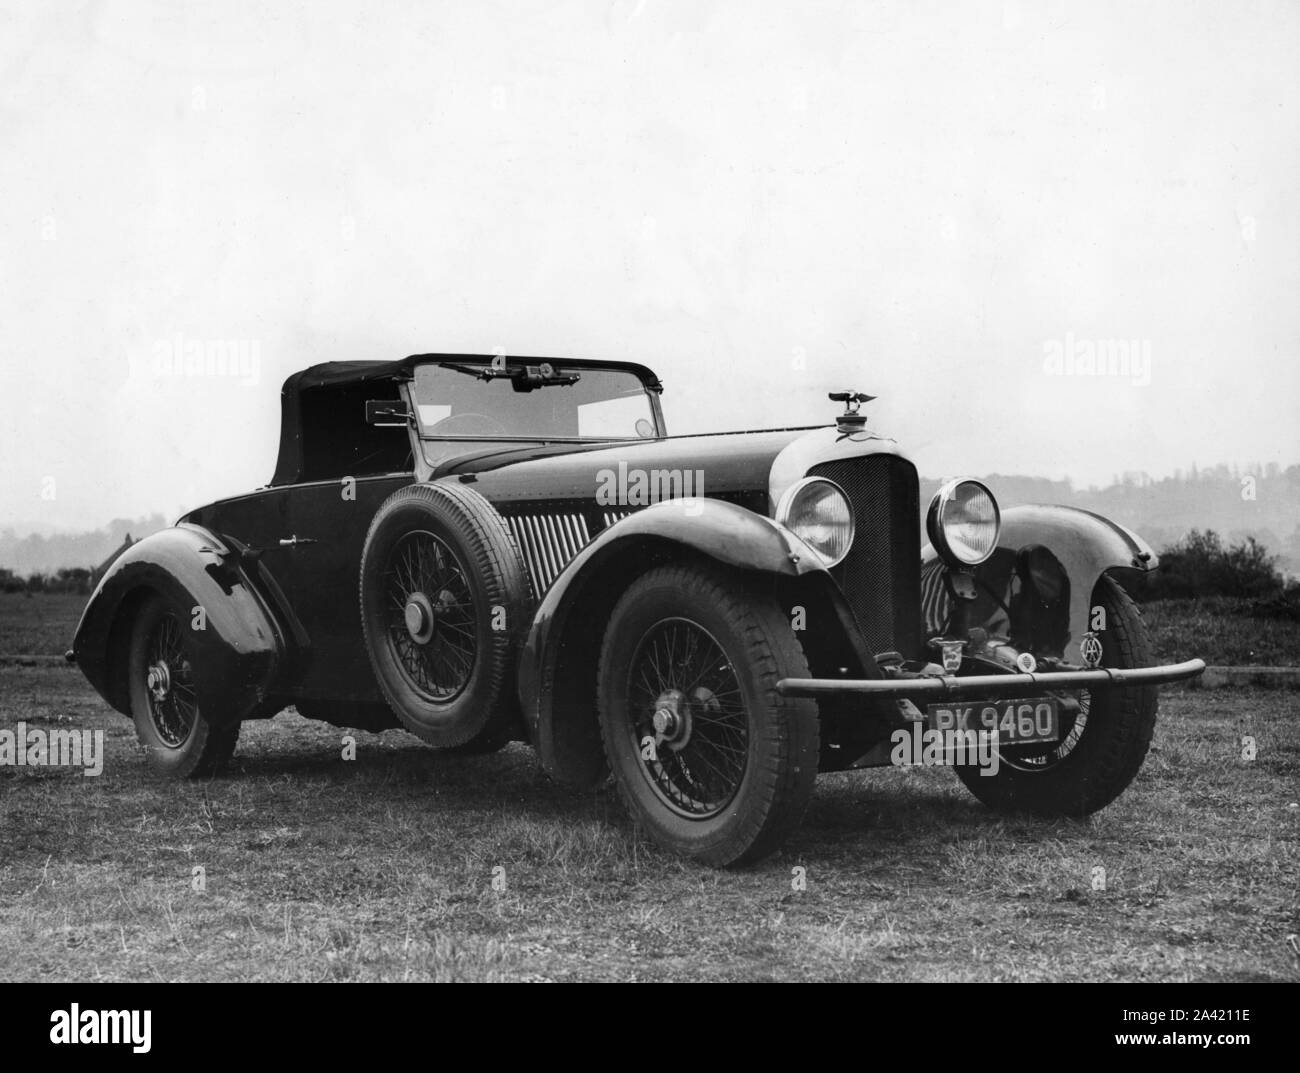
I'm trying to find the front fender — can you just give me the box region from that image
[71,524,286,723]
[518,497,826,787]
[923,504,1157,664]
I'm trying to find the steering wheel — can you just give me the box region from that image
[426,412,509,437]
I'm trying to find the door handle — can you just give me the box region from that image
[278,535,319,548]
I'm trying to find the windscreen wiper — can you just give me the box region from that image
[440,361,580,390]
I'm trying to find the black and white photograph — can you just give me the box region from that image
[0,0,1296,1020]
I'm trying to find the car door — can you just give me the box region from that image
[274,473,414,700]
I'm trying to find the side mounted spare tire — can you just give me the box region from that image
[359,481,531,749]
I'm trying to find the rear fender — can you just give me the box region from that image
[71,524,287,724]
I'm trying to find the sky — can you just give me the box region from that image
[2,0,1297,532]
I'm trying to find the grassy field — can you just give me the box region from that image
[0,593,86,658]
[1141,596,1300,667]
[1,594,1296,982]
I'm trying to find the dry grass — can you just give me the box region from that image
[0,594,1296,982]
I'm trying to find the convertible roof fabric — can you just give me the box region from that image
[270,354,660,487]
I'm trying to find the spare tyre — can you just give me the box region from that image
[359,481,530,749]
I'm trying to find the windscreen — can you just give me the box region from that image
[410,361,658,442]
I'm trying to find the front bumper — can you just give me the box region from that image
[777,658,1206,698]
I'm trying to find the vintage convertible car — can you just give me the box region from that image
[71,354,1204,865]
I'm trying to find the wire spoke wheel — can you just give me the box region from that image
[383,530,478,701]
[998,693,1090,772]
[126,595,239,778]
[143,611,198,749]
[625,617,749,819]
[954,575,1159,816]
[360,483,530,750]
[597,563,819,866]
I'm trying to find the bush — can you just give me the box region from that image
[0,567,93,595]
[1136,530,1283,601]
[52,567,93,595]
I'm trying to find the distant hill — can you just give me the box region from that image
[0,515,171,577]
[2,463,1297,578]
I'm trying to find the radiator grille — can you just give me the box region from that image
[505,512,592,598]
[809,456,922,658]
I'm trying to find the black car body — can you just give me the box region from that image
[72,354,1204,865]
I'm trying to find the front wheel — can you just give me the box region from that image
[597,563,819,867]
[126,595,240,778]
[955,575,1158,816]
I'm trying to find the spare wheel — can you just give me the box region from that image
[359,481,530,749]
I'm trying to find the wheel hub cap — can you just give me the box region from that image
[403,592,437,645]
[651,689,692,751]
[146,660,171,701]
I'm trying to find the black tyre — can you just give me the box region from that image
[597,562,820,867]
[359,481,530,749]
[955,575,1158,815]
[127,595,239,778]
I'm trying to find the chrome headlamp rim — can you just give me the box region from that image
[776,476,855,568]
[926,477,1001,567]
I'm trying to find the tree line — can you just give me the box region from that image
[0,566,94,595]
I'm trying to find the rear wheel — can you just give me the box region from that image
[597,563,819,867]
[955,575,1158,815]
[127,595,239,778]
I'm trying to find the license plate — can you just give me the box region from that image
[926,698,1061,746]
